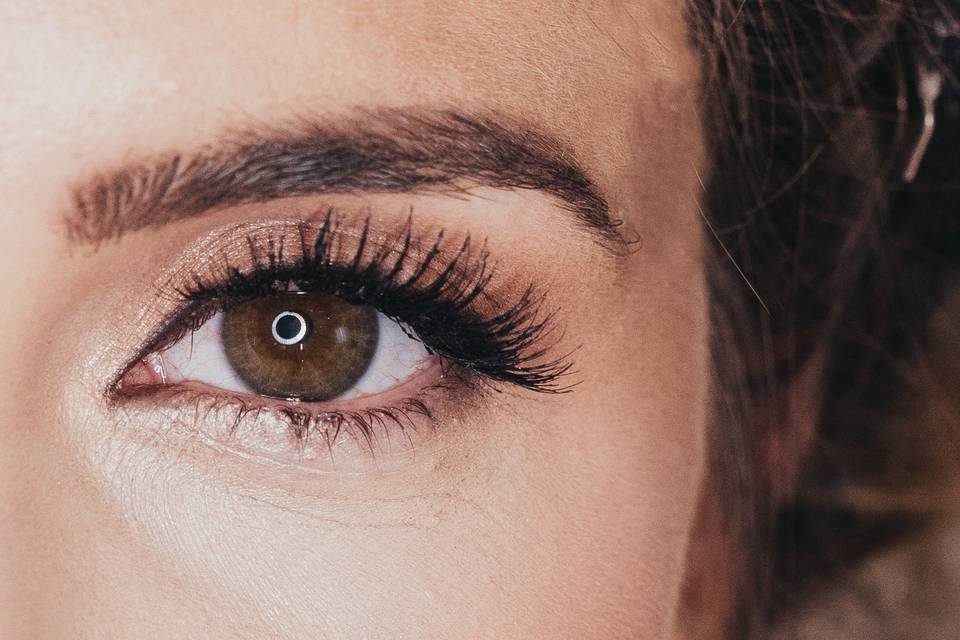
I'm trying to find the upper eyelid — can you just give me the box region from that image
[168,216,489,297]
[113,215,482,380]
[173,218,495,322]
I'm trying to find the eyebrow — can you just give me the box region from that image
[65,109,624,249]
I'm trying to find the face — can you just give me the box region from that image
[0,2,708,638]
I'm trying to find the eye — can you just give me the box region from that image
[153,291,433,402]
[111,220,572,461]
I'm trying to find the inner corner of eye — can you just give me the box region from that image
[119,292,435,404]
[111,350,169,400]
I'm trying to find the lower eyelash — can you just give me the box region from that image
[118,363,478,454]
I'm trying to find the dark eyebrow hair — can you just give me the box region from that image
[65,109,625,249]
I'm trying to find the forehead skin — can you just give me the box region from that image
[1,1,692,216]
[0,2,707,639]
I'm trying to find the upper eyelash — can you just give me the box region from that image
[118,210,574,396]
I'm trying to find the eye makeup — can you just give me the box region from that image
[110,210,573,462]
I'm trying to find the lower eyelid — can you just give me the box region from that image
[113,357,462,470]
[119,347,448,421]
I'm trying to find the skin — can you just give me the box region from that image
[0,2,708,638]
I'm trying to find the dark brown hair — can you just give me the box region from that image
[688,1,960,636]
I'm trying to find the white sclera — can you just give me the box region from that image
[347,314,432,397]
[159,308,431,400]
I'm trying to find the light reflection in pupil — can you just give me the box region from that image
[272,311,308,345]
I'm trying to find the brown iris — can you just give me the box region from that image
[221,292,379,401]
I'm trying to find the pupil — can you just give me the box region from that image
[274,313,304,341]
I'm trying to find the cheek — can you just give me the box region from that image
[538,270,710,634]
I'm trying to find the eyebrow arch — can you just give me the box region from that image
[65,109,625,250]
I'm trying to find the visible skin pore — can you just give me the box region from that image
[0,2,708,639]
